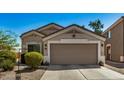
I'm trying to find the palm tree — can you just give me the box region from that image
[88,19,104,35]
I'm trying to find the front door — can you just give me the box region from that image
[106,46,111,60]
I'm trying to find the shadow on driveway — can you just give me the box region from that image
[46,65,101,71]
[15,66,47,73]
[106,60,124,68]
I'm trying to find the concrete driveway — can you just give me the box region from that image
[40,65,124,80]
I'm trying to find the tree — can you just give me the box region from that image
[88,19,104,35]
[0,30,19,50]
[82,25,85,28]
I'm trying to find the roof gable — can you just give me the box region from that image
[103,16,124,34]
[20,23,64,38]
[36,23,64,31]
[43,24,106,41]
[36,23,64,35]
[20,30,45,38]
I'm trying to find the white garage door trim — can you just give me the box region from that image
[47,39,101,64]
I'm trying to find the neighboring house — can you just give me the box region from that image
[20,23,105,65]
[103,17,124,62]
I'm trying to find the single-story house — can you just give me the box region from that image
[20,23,106,65]
[103,16,124,62]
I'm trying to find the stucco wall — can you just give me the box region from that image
[48,33,98,41]
[104,21,124,62]
[21,34,42,53]
[43,32,104,57]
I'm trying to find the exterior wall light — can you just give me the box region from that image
[45,44,47,50]
[72,34,76,38]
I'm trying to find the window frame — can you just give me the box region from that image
[108,31,111,39]
[26,42,42,53]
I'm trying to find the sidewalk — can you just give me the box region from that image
[106,60,124,68]
[105,60,124,74]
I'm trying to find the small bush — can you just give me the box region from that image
[1,59,15,71]
[0,50,16,63]
[25,52,43,69]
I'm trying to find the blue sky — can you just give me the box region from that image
[0,13,124,45]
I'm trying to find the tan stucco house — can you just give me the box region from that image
[20,23,105,65]
[103,17,124,62]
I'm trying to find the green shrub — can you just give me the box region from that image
[25,52,43,69]
[0,50,16,63]
[0,50,16,70]
[1,59,15,71]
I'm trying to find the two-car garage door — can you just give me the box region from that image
[50,44,98,65]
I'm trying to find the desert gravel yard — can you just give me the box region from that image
[0,65,47,80]
[41,65,124,80]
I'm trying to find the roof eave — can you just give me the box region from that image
[43,24,106,42]
[20,30,45,38]
[103,17,124,35]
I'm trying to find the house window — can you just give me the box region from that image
[108,31,111,39]
[28,44,40,52]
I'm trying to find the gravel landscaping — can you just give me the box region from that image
[0,65,47,80]
[0,68,16,80]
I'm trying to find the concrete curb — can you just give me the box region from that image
[104,64,124,74]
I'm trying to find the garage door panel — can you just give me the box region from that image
[50,44,98,64]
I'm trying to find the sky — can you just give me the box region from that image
[0,13,124,46]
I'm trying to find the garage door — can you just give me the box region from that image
[50,44,98,64]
